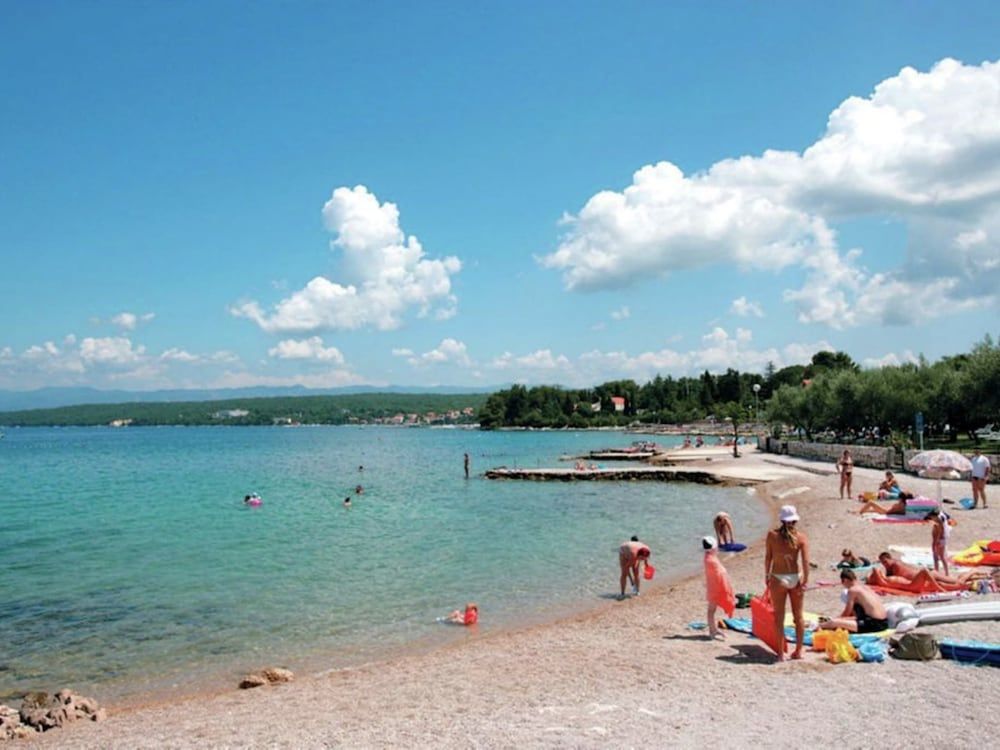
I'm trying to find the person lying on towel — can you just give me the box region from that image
[871,552,986,590]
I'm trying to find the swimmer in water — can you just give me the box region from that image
[343,496,351,508]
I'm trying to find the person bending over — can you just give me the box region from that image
[713,511,735,546]
[818,569,888,633]
[618,536,651,599]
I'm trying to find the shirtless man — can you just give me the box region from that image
[618,536,651,598]
[875,552,984,587]
[764,505,809,661]
[818,569,888,633]
[713,511,735,546]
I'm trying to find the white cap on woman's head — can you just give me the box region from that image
[702,536,717,550]
[779,505,800,523]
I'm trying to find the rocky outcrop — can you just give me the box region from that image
[1,690,104,740]
[239,667,294,689]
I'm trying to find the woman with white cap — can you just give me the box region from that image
[764,505,810,661]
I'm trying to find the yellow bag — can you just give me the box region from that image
[825,628,860,663]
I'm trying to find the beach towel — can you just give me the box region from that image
[704,551,735,617]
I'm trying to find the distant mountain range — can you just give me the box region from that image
[0,384,501,412]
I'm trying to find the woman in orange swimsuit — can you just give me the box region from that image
[764,505,810,661]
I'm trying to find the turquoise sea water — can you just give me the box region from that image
[0,426,767,703]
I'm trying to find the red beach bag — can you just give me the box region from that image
[750,590,786,656]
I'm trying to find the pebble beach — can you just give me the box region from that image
[25,447,1000,749]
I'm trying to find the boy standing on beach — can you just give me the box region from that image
[703,537,735,639]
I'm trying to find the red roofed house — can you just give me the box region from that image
[611,396,626,413]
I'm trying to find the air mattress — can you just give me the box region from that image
[719,542,747,552]
[915,600,1000,626]
[938,639,1000,667]
[952,539,1000,567]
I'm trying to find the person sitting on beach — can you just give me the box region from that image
[444,602,479,625]
[713,512,735,546]
[619,536,652,599]
[874,552,984,588]
[837,549,870,569]
[877,471,901,499]
[817,569,888,633]
[764,505,809,661]
[703,537,735,639]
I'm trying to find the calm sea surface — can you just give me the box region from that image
[0,426,767,702]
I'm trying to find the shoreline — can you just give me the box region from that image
[25,448,1000,748]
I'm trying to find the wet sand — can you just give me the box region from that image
[30,448,1000,748]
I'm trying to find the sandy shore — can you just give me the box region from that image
[29,448,1000,749]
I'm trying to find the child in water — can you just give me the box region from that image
[703,537,735,640]
[443,602,479,626]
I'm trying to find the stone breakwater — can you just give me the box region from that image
[484,467,741,485]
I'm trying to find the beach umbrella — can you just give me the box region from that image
[907,449,972,501]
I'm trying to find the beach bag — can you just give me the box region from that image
[643,563,655,580]
[750,590,786,656]
[889,632,938,661]
[825,628,860,663]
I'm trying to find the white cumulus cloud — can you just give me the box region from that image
[232,186,461,333]
[406,338,473,368]
[267,336,345,364]
[79,337,146,365]
[731,296,764,318]
[110,312,155,331]
[541,58,1000,328]
[610,306,631,321]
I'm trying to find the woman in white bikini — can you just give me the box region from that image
[764,505,810,661]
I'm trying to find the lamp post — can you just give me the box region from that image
[753,383,761,430]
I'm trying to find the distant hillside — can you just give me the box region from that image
[0,384,499,412]
[0,392,490,427]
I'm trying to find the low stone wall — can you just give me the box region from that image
[761,438,1000,480]
[762,438,895,469]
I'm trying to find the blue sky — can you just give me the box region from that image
[2,1,999,392]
